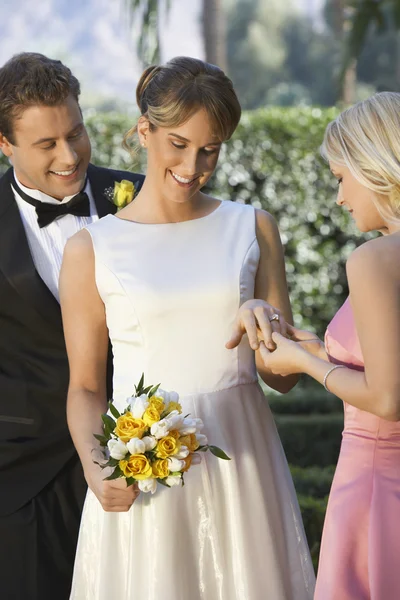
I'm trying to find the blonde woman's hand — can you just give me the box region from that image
[287,324,328,361]
[259,332,308,376]
[225,299,288,352]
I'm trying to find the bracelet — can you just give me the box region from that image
[323,364,346,392]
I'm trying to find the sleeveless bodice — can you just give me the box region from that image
[325,298,400,440]
[86,201,259,408]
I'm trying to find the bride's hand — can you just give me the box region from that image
[87,467,139,512]
[287,324,328,361]
[225,299,288,352]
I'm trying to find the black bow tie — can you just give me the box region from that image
[11,173,91,228]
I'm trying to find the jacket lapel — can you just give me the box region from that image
[87,164,118,218]
[0,168,63,330]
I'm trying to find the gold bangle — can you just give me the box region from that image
[323,364,346,392]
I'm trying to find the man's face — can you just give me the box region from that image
[0,95,91,200]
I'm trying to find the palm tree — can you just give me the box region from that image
[123,0,168,65]
[124,0,226,69]
[202,0,227,70]
[340,0,400,89]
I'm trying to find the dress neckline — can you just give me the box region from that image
[109,200,224,226]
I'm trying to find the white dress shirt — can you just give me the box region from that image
[12,171,99,301]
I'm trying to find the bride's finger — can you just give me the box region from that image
[259,341,271,363]
[253,306,274,349]
[225,321,243,349]
[241,310,259,350]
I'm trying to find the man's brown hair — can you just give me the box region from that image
[0,52,81,145]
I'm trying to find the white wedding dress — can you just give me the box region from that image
[70,200,315,600]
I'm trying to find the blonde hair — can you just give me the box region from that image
[321,92,400,223]
[124,56,241,152]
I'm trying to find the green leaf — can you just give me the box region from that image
[108,401,121,420]
[104,466,123,481]
[101,414,116,437]
[93,433,108,446]
[157,478,171,487]
[126,477,136,487]
[208,445,231,460]
[148,383,160,397]
[142,385,153,395]
[137,373,145,391]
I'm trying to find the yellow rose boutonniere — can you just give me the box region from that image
[114,180,135,209]
[104,180,136,211]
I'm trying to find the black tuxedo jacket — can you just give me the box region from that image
[0,163,144,515]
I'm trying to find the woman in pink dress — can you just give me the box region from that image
[256,92,400,599]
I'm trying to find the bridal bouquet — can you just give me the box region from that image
[94,374,230,494]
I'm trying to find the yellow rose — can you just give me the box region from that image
[169,429,180,440]
[165,401,182,414]
[119,454,153,480]
[180,434,199,452]
[113,180,135,209]
[114,412,147,442]
[156,435,180,459]
[142,406,160,427]
[149,396,165,413]
[152,459,170,479]
[182,454,193,472]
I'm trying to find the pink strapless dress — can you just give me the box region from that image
[315,298,400,600]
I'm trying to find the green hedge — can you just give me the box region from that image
[0,107,368,334]
[298,494,328,570]
[290,464,335,499]
[275,413,343,467]
[269,390,342,415]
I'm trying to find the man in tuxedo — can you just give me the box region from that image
[0,52,144,599]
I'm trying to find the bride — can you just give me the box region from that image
[60,56,315,599]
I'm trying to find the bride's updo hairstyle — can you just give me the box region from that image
[124,56,241,151]
[321,92,400,223]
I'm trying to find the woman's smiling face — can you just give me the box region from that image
[138,108,222,205]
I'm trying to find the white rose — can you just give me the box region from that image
[154,389,169,402]
[138,478,157,494]
[166,475,182,487]
[175,445,190,459]
[193,417,204,431]
[168,390,179,403]
[166,410,185,430]
[107,438,128,460]
[142,435,157,451]
[196,434,208,446]
[126,438,146,454]
[151,419,170,439]
[179,418,197,435]
[191,453,202,465]
[129,394,149,419]
[168,457,186,472]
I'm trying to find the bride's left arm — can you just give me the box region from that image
[253,209,299,393]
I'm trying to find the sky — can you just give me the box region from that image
[0,0,322,108]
